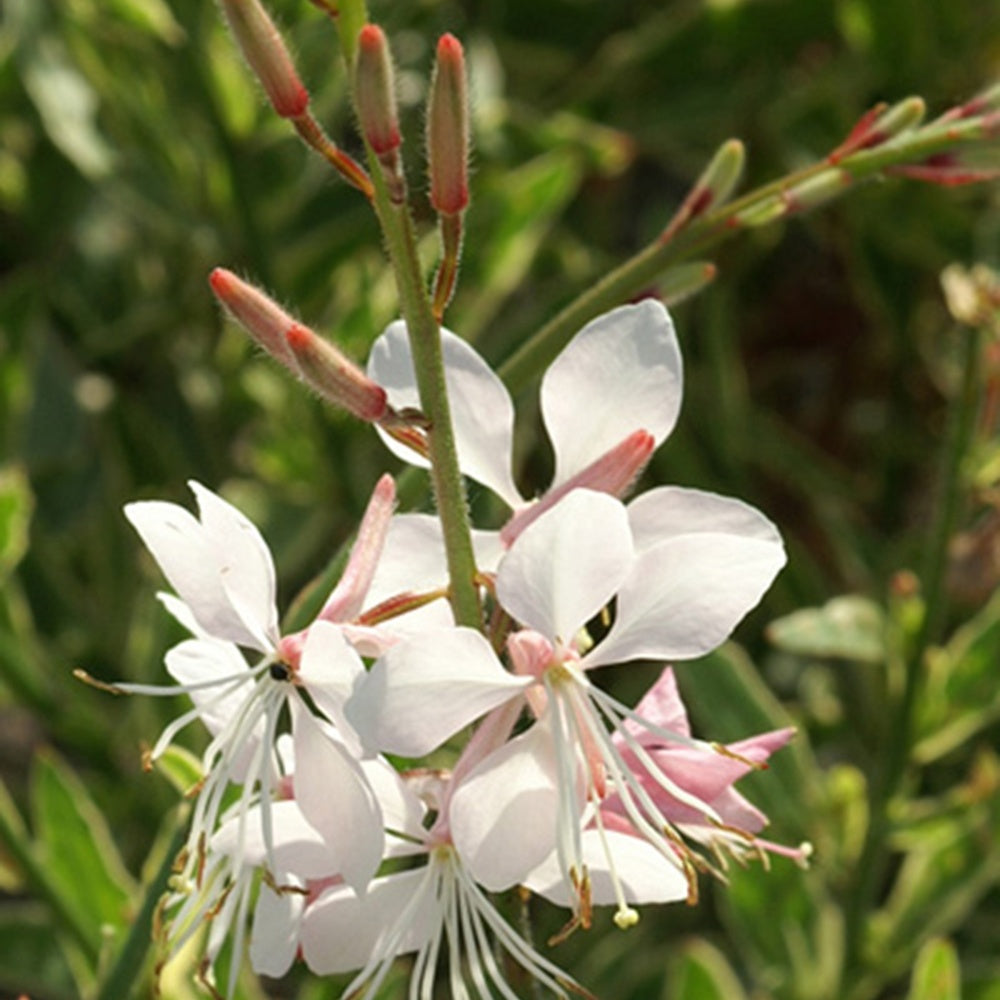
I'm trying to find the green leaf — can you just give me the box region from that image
[766,595,885,664]
[31,750,137,957]
[0,465,32,577]
[907,938,960,1000]
[668,939,749,1000]
[21,37,114,178]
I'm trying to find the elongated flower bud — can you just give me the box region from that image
[355,24,405,201]
[356,25,401,158]
[209,267,297,368]
[660,139,744,242]
[219,0,309,119]
[427,33,469,215]
[285,324,388,422]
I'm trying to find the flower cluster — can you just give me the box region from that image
[107,297,807,998]
[96,4,809,996]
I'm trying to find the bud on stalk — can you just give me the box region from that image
[285,324,388,422]
[355,24,405,202]
[427,33,470,216]
[218,0,309,119]
[660,139,744,243]
[427,34,470,318]
[209,268,298,369]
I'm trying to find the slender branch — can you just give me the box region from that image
[500,112,997,393]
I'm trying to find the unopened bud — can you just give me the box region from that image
[219,0,309,119]
[694,139,745,213]
[427,33,469,215]
[660,139,744,242]
[871,96,925,140]
[356,26,401,156]
[829,97,924,163]
[209,268,297,368]
[783,167,852,214]
[285,323,388,422]
[355,24,405,201]
[659,261,717,306]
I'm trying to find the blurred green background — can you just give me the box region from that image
[1,0,999,997]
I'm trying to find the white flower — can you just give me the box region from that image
[368,300,682,543]
[104,479,401,988]
[296,768,589,999]
[348,488,786,926]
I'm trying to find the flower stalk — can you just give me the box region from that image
[353,26,481,630]
[500,102,1000,394]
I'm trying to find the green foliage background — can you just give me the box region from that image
[1,0,999,997]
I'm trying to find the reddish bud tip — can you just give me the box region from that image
[285,324,388,422]
[210,267,297,367]
[427,33,469,215]
[220,0,309,118]
[355,23,401,157]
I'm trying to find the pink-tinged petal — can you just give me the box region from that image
[496,490,633,642]
[300,869,434,975]
[164,638,254,739]
[449,719,562,891]
[249,881,304,978]
[318,474,395,623]
[189,481,280,650]
[126,500,264,649]
[541,300,682,489]
[345,628,530,758]
[525,827,689,907]
[296,621,366,746]
[500,429,654,547]
[622,666,691,742]
[628,487,783,554]
[368,322,522,507]
[584,532,786,667]
[291,700,383,893]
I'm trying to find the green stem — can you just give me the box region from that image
[500,114,993,393]
[93,810,190,1000]
[843,325,982,988]
[371,185,482,628]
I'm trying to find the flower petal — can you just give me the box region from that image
[190,481,280,650]
[449,719,562,891]
[300,869,434,975]
[628,486,783,553]
[297,621,366,747]
[368,322,522,507]
[249,881,305,978]
[164,637,255,739]
[496,490,633,641]
[290,699,383,893]
[541,300,682,488]
[585,531,786,667]
[525,828,689,907]
[345,628,531,758]
[125,499,263,649]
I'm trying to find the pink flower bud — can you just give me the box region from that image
[427,33,469,215]
[285,323,388,422]
[219,0,309,119]
[355,24,401,158]
[209,267,297,368]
